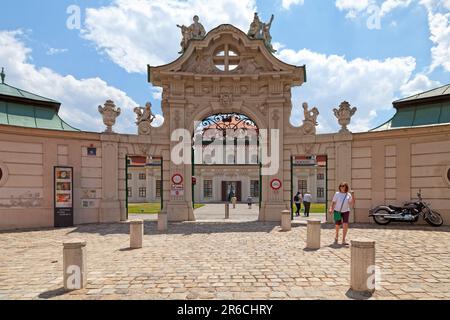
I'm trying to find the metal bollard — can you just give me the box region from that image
[63,239,87,291]
[158,212,168,231]
[281,210,292,231]
[225,203,230,219]
[350,239,376,293]
[130,220,144,249]
[306,219,321,249]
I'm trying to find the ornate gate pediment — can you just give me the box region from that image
[148,24,306,86]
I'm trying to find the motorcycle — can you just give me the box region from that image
[369,190,444,227]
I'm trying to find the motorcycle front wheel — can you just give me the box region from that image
[424,210,444,227]
[373,209,392,225]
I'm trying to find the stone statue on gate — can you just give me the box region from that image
[333,101,357,134]
[247,13,262,39]
[247,13,276,53]
[299,102,319,136]
[177,15,206,54]
[262,14,276,53]
[134,102,155,135]
[98,100,121,133]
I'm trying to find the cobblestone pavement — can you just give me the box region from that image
[0,221,449,300]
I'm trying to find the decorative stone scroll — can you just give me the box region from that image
[98,100,121,133]
[334,101,357,134]
[134,102,155,135]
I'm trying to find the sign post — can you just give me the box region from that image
[54,166,74,227]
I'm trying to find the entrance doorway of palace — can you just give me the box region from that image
[192,113,261,221]
[125,154,163,220]
[290,155,328,222]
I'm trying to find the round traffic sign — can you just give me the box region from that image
[171,173,183,185]
[270,178,282,190]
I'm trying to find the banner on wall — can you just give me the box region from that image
[54,166,74,227]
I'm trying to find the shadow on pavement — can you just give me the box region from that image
[64,220,306,237]
[38,287,68,299]
[345,289,373,300]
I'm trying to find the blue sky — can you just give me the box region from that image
[0,0,449,133]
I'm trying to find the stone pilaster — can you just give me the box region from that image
[100,135,121,223]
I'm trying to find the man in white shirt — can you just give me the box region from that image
[303,191,313,217]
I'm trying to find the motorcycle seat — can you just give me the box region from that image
[388,205,403,211]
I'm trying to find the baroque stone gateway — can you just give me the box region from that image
[0,15,449,230]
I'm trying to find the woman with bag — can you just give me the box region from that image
[328,182,355,245]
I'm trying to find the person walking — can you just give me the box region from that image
[328,182,355,246]
[247,195,253,209]
[293,192,302,217]
[303,191,312,217]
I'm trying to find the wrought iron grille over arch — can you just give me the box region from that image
[193,113,260,165]
[199,113,258,134]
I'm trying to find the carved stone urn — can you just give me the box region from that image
[333,101,357,134]
[98,100,121,133]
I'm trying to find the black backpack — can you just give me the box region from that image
[294,195,300,202]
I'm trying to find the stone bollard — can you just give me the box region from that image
[225,203,230,219]
[158,212,168,231]
[306,219,321,250]
[350,239,376,293]
[281,210,292,231]
[130,220,144,249]
[63,240,87,291]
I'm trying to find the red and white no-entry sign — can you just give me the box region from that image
[171,173,184,185]
[270,178,282,191]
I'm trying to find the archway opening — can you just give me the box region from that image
[125,155,163,221]
[192,113,262,221]
[291,155,328,223]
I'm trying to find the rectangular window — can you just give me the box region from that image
[139,187,146,198]
[317,173,324,180]
[156,180,162,198]
[127,187,132,198]
[250,180,260,197]
[127,173,132,180]
[298,180,307,194]
[203,180,213,198]
[139,173,146,180]
[317,187,324,198]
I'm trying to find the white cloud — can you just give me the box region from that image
[82,0,257,74]
[335,0,371,12]
[0,30,140,134]
[151,87,163,100]
[277,48,417,132]
[380,0,413,17]
[335,0,413,19]
[281,0,305,10]
[46,48,68,56]
[400,73,441,96]
[421,0,450,72]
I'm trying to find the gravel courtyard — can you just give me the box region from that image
[0,220,449,300]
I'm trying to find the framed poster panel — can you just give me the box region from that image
[54,166,74,227]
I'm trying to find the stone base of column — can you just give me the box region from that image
[63,239,87,291]
[165,202,195,222]
[259,202,289,222]
[130,220,144,249]
[350,239,376,294]
[99,200,121,223]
